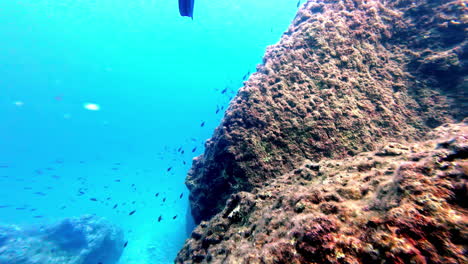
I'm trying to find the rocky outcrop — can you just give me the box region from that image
[177,121,468,263]
[186,0,467,224]
[0,215,125,264]
[178,0,467,262]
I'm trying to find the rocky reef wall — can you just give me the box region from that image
[186,0,467,224]
[178,0,467,263]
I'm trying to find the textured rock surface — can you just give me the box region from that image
[178,0,467,263]
[0,215,125,264]
[186,0,467,224]
[177,121,468,263]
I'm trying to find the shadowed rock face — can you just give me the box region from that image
[186,0,467,224]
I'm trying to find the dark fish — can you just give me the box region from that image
[200,121,205,127]
[0,205,10,209]
[181,150,185,154]
[177,147,182,152]
[129,210,136,216]
[173,215,178,220]
[192,147,197,152]
[178,0,195,19]
[33,192,46,196]
[60,206,66,210]
[216,108,220,114]
[296,0,301,7]
[179,193,183,199]
[15,207,26,210]
[124,241,128,248]
[132,201,136,204]
[0,165,9,168]
[111,167,119,170]
[221,88,227,94]
[162,198,166,202]
[158,215,162,222]
[183,161,186,165]
[90,198,98,201]
[167,167,172,172]
[155,192,159,197]
[33,215,43,218]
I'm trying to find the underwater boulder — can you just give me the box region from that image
[0,215,124,264]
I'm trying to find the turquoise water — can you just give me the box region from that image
[0,1,298,263]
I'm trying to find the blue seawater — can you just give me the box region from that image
[0,1,298,263]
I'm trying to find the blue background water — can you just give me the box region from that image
[0,0,298,263]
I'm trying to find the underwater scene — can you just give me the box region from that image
[1,0,467,264]
[0,0,298,263]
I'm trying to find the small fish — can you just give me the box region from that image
[173,215,178,220]
[114,179,121,182]
[158,215,162,222]
[33,192,46,196]
[177,147,182,152]
[216,108,220,114]
[33,215,44,218]
[155,192,159,197]
[129,210,136,216]
[162,198,166,202]
[181,150,185,154]
[111,167,119,170]
[200,121,205,127]
[183,161,186,165]
[113,204,118,209]
[0,205,10,209]
[0,165,9,168]
[192,147,197,152]
[167,167,172,172]
[90,198,98,202]
[15,207,26,210]
[179,193,183,199]
[296,0,301,7]
[123,241,128,248]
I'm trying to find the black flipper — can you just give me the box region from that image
[179,0,195,19]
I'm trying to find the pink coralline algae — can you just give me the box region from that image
[177,0,467,263]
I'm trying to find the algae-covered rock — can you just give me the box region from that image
[186,0,467,224]
[178,0,467,263]
[177,121,468,264]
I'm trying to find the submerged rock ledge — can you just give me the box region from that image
[179,0,467,263]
